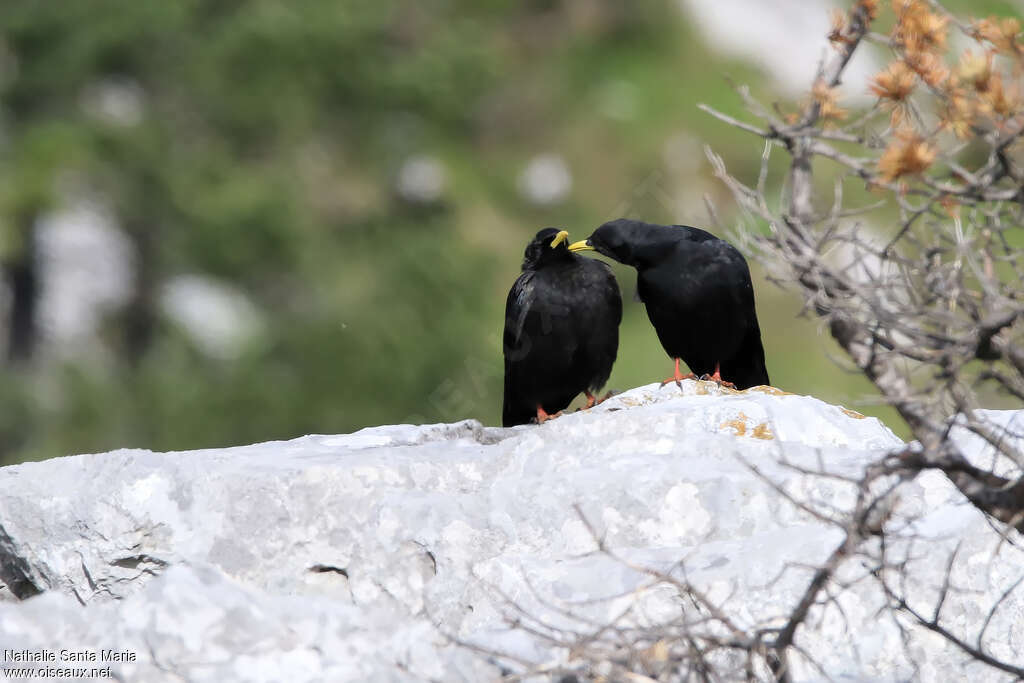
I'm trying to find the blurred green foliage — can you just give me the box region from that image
[0,0,1015,463]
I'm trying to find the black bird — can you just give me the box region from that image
[503,228,622,427]
[569,218,769,390]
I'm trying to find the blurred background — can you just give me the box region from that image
[0,0,1018,464]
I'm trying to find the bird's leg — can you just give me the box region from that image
[699,362,737,389]
[535,406,563,424]
[659,358,696,389]
[580,390,616,411]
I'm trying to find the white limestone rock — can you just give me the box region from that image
[0,381,1020,681]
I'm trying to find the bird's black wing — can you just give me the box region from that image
[505,257,621,425]
[671,224,720,244]
[503,272,537,426]
[705,240,770,388]
[504,271,535,351]
[572,259,622,392]
[503,268,584,425]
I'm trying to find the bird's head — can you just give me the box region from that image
[569,218,638,265]
[522,228,573,270]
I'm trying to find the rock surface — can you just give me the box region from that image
[0,382,1021,681]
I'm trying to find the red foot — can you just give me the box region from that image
[535,406,563,424]
[580,390,615,410]
[699,363,737,389]
[659,358,697,389]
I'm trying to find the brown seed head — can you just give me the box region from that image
[858,0,880,22]
[980,73,1021,118]
[972,17,1022,54]
[956,50,993,90]
[870,61,917,100]
[812,81,848,122]
[904,51,950,87]
[892,0,949,53]
[828,8,850,46]
[878,128,937,182]
[941,90,976,138]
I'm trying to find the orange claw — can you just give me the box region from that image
[580,390,615,410]
[699,362,737,389]
[659,358,696,389]
[535,406,563,424]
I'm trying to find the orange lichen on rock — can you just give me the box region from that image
[720,413,775,440]
[720,416,748,437]
[746,385,793,396]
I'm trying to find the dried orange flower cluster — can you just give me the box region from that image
[892,0,949,56]
[870,61,917,101]
[953,51,1018,119]
[941,20,1022,138]
[855,1,1024,180]
[829,0,881,46]
[877,128,937,183]
[813,1,1022,182]
[865,1,950,148]
[888,0,950,91]
[812,81,847,123]
[829,9,851,46]
[858,0,880,22]
[972,17,1023,55]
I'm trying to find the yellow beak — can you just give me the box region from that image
[549,230,570,248]
[568,240,594,252]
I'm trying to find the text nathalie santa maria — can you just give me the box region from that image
[4,649,136,663]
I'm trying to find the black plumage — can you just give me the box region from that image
[570,218,769,390]
[503,228,622,427]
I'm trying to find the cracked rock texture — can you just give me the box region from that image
[0,382,1021,681]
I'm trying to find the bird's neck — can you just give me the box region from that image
[524,252,577,272]
[628,241,676,270]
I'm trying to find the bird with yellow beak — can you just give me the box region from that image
[570,218,769,390]
[502,228,622,426]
